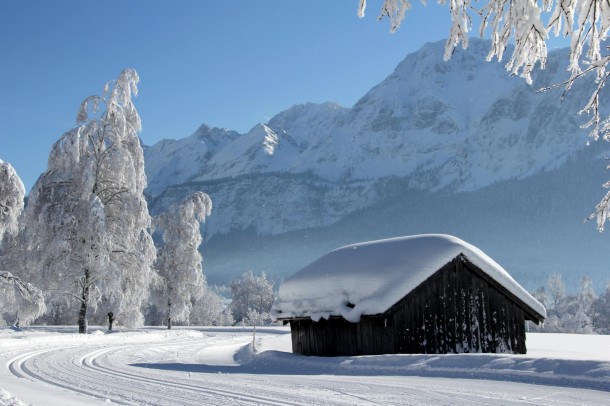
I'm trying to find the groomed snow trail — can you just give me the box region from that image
[1,327,609,405]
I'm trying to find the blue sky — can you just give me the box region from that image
[0,1,566,191]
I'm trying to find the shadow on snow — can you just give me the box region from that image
[131,344,610,393]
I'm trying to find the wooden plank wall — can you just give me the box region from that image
[390,259,527,354]
[290,315,392,356]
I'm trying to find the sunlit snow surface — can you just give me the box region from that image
[272,234,546,323]
[0,326,608,405]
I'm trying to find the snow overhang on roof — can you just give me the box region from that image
[271,234,546,323]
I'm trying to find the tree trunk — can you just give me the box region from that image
[107,312,115,331]
[167,298,172,330]
[78,269,91,334]
[78,299,88,334]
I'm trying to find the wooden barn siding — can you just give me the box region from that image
[290,316,392,356]
[389,258,527,354]
[289,256,529,356]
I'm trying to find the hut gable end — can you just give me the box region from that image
[384,255,535,355]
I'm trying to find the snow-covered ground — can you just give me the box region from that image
[1,327,609,405]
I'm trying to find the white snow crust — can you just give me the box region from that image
[271,234,546,323]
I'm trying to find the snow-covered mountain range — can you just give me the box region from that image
[144,38,610,289]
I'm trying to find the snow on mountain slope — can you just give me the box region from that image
[203,124,303,179]
[145,39,593,202]
[152,173,382,236]
[144,124,240,196]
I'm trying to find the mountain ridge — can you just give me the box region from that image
[146,39,591,201]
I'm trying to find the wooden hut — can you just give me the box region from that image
[271,234,546,356]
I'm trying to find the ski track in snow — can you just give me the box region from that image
[1,327,609,405]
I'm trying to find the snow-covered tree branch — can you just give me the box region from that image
[0,271,46,326]
[358,0,610,230]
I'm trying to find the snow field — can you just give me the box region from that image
[1,327,609,405]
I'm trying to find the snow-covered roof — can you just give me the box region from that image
[271,234,546,323]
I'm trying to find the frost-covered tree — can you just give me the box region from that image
[189,285,234,326]
[531,274,600,333]
[358,0,610,230]
[76,69,157,329]
[547,273,567,311]
[153,192,212,329]
[0,271,46,326]
[244,308,273,326]
[230,271,275,324]
[578,276,597,314]
[592,283,610,333]
[0,160,46,326]
[559,277,597,333]
[19,69,157,332]
[0,159,25,241]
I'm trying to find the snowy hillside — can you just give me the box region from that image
[143,38,610,288]
[1,327,609,405]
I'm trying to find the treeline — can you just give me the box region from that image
[529,274,610,334]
